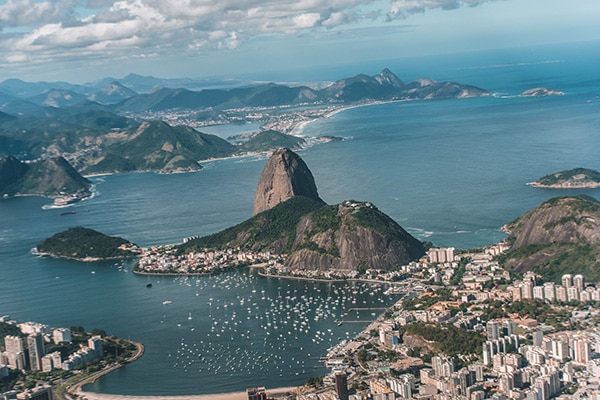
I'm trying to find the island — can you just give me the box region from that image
[35,227,141,262]
[521,87,565,97]
[529,167,600,189]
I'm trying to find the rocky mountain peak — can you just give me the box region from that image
[375,68,404,89]
[253,148,324,215]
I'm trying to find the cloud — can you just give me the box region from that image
[388,0,501,19]
[0,0,501,68]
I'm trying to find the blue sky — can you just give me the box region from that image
[0,0,598,83]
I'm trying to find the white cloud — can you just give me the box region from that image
[0,0,502,69]
[388,0,501,19]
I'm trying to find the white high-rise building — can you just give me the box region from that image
[574,274,584,290]
[543,282,555,302]
[52,328,72,344]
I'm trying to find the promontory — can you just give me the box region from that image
[529,168,600,189]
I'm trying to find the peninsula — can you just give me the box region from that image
[137,148,425,277]
[529,167,600,188]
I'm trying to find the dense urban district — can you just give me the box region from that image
[0,318,142,400]
[4,243,600,400]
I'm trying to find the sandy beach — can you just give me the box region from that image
[77,386,299,400]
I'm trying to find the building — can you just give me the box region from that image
[88,336,103,359]
[427,247,455,264]
[561,274,572,288]
[486,321,500,341]
[573,274,584,290]
[52,328,71,344]
[246,387,267,400]
[3,336,27,370]
[26,334,45,371]
[335,371,349,400]
[16,386,53,400]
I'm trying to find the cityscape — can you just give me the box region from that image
[3,242,600,399]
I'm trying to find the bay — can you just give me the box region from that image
[1,42,600,395]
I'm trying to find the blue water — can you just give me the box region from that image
[1,41,600,394]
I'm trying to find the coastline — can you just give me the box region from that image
[77,386,299,400]
[61,340,145,399]
[527,181,600,189]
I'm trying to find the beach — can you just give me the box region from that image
[77,386,299,400]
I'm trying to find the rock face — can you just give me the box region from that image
[285,201,425,271]
[506,196,600,250]
[253,148,324,215]
[501,195,600,281]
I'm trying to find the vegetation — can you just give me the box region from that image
[479,299,571,330]
[238,130,305,152]
[400,322,485,357]
[0,321,22,347]
[535,168,600,187]
[37,226,138,260]
[500,195,600,282]
[449,257,470,286]
[0,156,91,198]
[498,241,600,283]
[295,205,342,258]
[306,376,324,387]
[179,196,327,254]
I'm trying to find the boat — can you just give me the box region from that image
[146,283,153,288]
[188,312,193,320]
[162,300,172,305]
[60,210,76,216]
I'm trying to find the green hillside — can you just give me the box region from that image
[37,227,139,261]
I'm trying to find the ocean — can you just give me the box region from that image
[1,41,599,395]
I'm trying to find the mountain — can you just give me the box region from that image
[0,78,84,98]
[253,148,324,215]
[86,81,138,105]
[115,69,489,113]
[27,89,89,108]
[0,91,42,114]
[0,156,91,198]
[284,200,425,271]
[499,195,600,282]
[181,148,425,272]
[79,120,236,174]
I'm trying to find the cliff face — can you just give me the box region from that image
[506,196,600,249]
[285,201,425,271]
[253,148,324,215]
[501,195,600,281]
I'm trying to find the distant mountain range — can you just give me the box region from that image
[0,69,489,175]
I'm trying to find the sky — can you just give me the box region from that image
[0,0,598,83]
